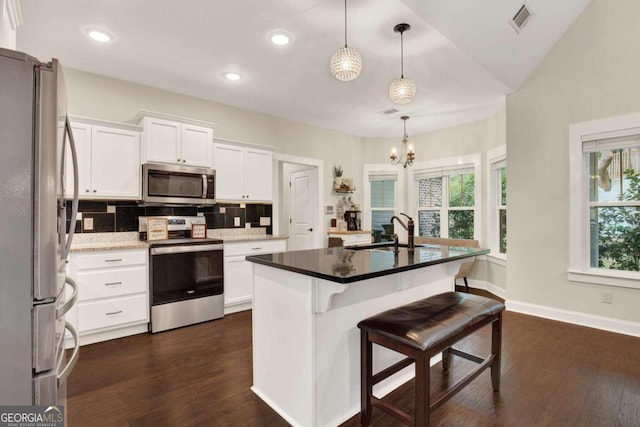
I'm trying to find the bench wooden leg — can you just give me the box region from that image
[491,313,502,391]
[442,347,452,372]
[414,351,431,427]
[361,330,373,426]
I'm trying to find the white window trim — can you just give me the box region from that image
[486,145,507,263]
[362,164,404,233]
[408,153,482,240]
[569,112,640,290]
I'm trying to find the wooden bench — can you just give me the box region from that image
[358,291,505,426]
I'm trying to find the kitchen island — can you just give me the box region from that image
[246,243,489,427]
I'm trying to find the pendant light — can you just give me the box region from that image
[389,23,416,105]
[330,0,362,81]
[390,116,415,168]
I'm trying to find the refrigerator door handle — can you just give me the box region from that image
[56,276,77,320]
[58,322,79,385]
[63,116,79,261]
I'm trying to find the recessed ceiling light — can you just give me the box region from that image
[223,72,243,81]
[85,28,112,43]
[269,31,291,46]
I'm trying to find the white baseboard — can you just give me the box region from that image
[467,280,640,338]
[465,279,507,300]
[224,299,252,315]
[506,300,640,338]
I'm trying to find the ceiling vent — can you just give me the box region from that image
[378,108,399,116]
[509,3,532,33]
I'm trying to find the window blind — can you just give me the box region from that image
[369,172,398,181]
[413,165,475,181]
[582,134,640,152]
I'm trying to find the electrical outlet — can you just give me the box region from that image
[601,290,612,304]
[107,205,116,214]
[234,217,240,227]
[84,217,94,231]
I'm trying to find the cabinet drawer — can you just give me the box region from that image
[76,267,147,301]
[224,240,287,257]
[74,250,147,270]
[77,294,148,332]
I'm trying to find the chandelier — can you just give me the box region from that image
[390,116,415,168]
[389,23,416,105]
[330,0,362,81]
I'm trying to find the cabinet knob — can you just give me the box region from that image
[242,195,245,198]
[93,189,97,193]
[177,158,181,162]
[85,189,90,193]
[183,159,186,163]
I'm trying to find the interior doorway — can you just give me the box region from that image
[273,154,324,250]
[289,168,316,250]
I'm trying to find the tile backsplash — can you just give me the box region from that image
[66,201,273,234]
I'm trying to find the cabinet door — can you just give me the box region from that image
[90,126,141,199]
[65,123,91,198]
[213,143,245,200]
[144,117,180,164]
[223,256,254,307]
[181,125,212,167]
[245,149,273,201]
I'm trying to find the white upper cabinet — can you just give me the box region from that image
[136,112,216,168]
[213,142,273,202]
[65,118,141,200]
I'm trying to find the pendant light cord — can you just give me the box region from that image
[344,0,348,48]
[400,30,404,78]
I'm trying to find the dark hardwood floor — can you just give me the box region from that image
[68,293,640,426]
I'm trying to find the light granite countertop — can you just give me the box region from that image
[69,230,287,252]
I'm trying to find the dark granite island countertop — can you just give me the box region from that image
[246,243,489,284]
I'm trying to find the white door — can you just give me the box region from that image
[289,168,316,250]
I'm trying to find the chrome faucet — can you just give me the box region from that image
[390,213,415,253]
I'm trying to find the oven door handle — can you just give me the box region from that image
[151,243,224,255]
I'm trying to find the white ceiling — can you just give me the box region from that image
[16,0,591,138]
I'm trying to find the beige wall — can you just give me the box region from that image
[507,0,640,321]
[64,68,364,226]
[362,108,508,289]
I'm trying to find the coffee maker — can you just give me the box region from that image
[344,210,361,231]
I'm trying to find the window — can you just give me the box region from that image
[371,179,395,238]
[410,154,481,240]
[569,113,640,289]
[363,165,404,243]
[487,145,507,261]
[585,140,640,271]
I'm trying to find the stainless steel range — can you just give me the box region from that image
[140,216,224,333]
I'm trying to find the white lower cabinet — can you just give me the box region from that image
[66,248,149,347]
[223,240,286,314]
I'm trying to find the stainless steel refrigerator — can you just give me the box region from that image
[0,47,80,406]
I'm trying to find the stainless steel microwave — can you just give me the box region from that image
[142,163,215,205]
